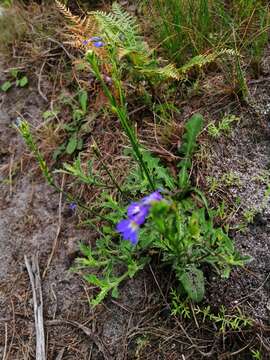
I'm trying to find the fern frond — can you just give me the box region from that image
[55,0,83,26]
[111,2,139,35]
[179,49,237,78]
[55,0,97,46]
[139,63,179,80]
[92,3,145,52]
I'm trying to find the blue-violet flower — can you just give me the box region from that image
[69,202,77,211]
[116,191,163,245]
[93,41,105,48]
[90,36,102,42]
[141,191,162,205]
[127,202,149,225]
[116,219,139,245]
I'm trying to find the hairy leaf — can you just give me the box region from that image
[178,267,205,302]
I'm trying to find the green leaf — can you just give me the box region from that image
[1,81,12,92]
[73,109,84,122]
[18,76,28,87]
[52,143,66,160]
[9,68,20,78]
[77,138,83,150]
[111,286,119,298]
[79,242,92,258]
[179,113,204,159]
[78,90,88,114]
[42,110,58,120]
[178,267,205,302]
[84,274,104,287]
[91,288,109,306]
[66,136,77,154]
[178,114,204,189]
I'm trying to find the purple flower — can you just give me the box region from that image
[127,202,149,225]
[141,191,163,206]
[82,39,90,46]
[90,36,102,42]
[93,41,105,48]
[69,202,77,211]
[82,37,103,46]
[116,191,163,245]
[116,219,139,245]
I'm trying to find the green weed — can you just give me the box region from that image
[151,0,270,67]
[171,290,253,332]
[72,115,249,305]
[208,114,239,138]
[0,68,28,92]
[52,89,89,159]
[251,349,263,360]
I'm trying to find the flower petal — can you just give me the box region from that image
[128,230,138,245]
[116,219,130,233]
[93,41,105,48]
[116,219,139,244]
[90,36,102,42]
[141,191,162,205]
[127,202,149,225]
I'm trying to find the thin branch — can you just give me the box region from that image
[24,255,46,360]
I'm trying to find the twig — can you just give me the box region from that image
[2,323,8,360]
[47,37,76,61]
[248,76,270,85]
[37,61,48,102]
[46,319,113,360]
[9,153,14,196]
[42,174,65,278]
[55,348,65,360]
[24,255,46,360]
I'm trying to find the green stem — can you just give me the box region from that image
[88,51,155,190]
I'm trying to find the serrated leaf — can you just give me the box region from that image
[90,288,109,306]
[178,267,205,302]
[1,81,12,92]
[179,113,204,158]
[84,274,104,287]
[140,149,176,190]
[79,242,92,257]
[66,136,77,154]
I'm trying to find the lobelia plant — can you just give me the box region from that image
[74,114,249,305]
